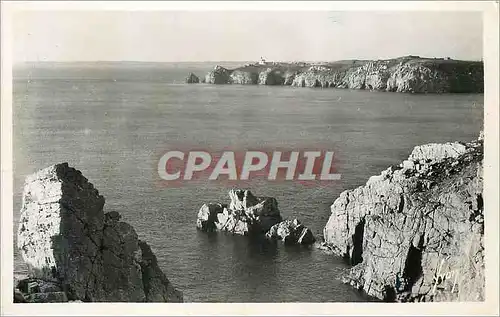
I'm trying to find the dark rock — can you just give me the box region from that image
[136,240,183,302]
[38,281,62,293]
[297,227,316,244]
[205,65,231,84]
[104,210,121,224]
[196,203,225,232]
[283,72,297,85]
[27,281,40,294]
[26,292,68,303]
[265,219,316,245]
[185,73,200,84]
[17,164,183,302]
[258,68,285,85]
[14,289,27,303]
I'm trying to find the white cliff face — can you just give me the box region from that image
[230,70,259,84]
[17,163,183,302]
[18,164,105,298]
[323,138,484,302]
[291,61,449,93]
[386,63,450,93]
[408,142,467,162]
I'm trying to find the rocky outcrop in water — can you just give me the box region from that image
[16,163,183,302]
[185,72,200,83]
[265,218,315,245]
[322,136,484,302]
[189,56,483,93]
[205,65,232,84]
[196,189,315,245]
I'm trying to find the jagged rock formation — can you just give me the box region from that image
[230,70,258,85]
[204,65,232,84]
[196,189,315,245]
[193,56,483,93]
[386,62,449,93]
[185,72,200,84]
[265,219,315,245]
[323,136,484,302]
[258,68,285,85]
[16,163,183,302]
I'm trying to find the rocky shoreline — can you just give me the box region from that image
[186,56,483,93]
[15,163,183,302]
[14,134,484,303]
[321,133,484,302]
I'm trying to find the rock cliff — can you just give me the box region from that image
[189,56,483,93]
[196,189,315,245]
[205,65,232,84]
[185,72,200,84]
[322,136,484,302]
[230,70,259,85]
[16,163,183,302]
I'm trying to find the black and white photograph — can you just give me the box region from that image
[1,1,498,316]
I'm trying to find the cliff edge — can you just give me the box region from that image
[193,56,483,93]
[16,163,183,302]
[322,135,484,302]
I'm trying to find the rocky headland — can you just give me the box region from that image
[196,189,316,245]
[321,133,484,302]
[185,72,200,84]
[188,56,483,93]
[15,163,183,303]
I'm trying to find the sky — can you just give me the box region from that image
[12,11,483,62]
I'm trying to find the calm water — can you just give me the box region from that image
[12,62,483,302]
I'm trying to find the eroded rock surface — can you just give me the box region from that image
[202,56,483,93]
[323,136,484,302]
[185,72,200,84]
[230,70,259,85]
[16,163,183,302]
[258,68,285,85]
[265,218,315,245]
[205,65,232,84]
[196,189,315,245]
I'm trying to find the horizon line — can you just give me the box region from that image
[14,56,484,65]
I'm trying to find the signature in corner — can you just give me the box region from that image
[431,259,460,296]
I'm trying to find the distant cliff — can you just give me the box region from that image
[322,134,484,302]
[192,56,483,93]
[15,163,183,303]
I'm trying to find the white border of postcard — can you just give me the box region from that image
[1,1,498,316]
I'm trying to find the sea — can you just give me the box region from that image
[12,62,484,302]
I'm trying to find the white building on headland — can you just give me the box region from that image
[258,57,266,65]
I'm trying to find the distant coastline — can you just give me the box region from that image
[186,56,484,94]
[13,56,484,94]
